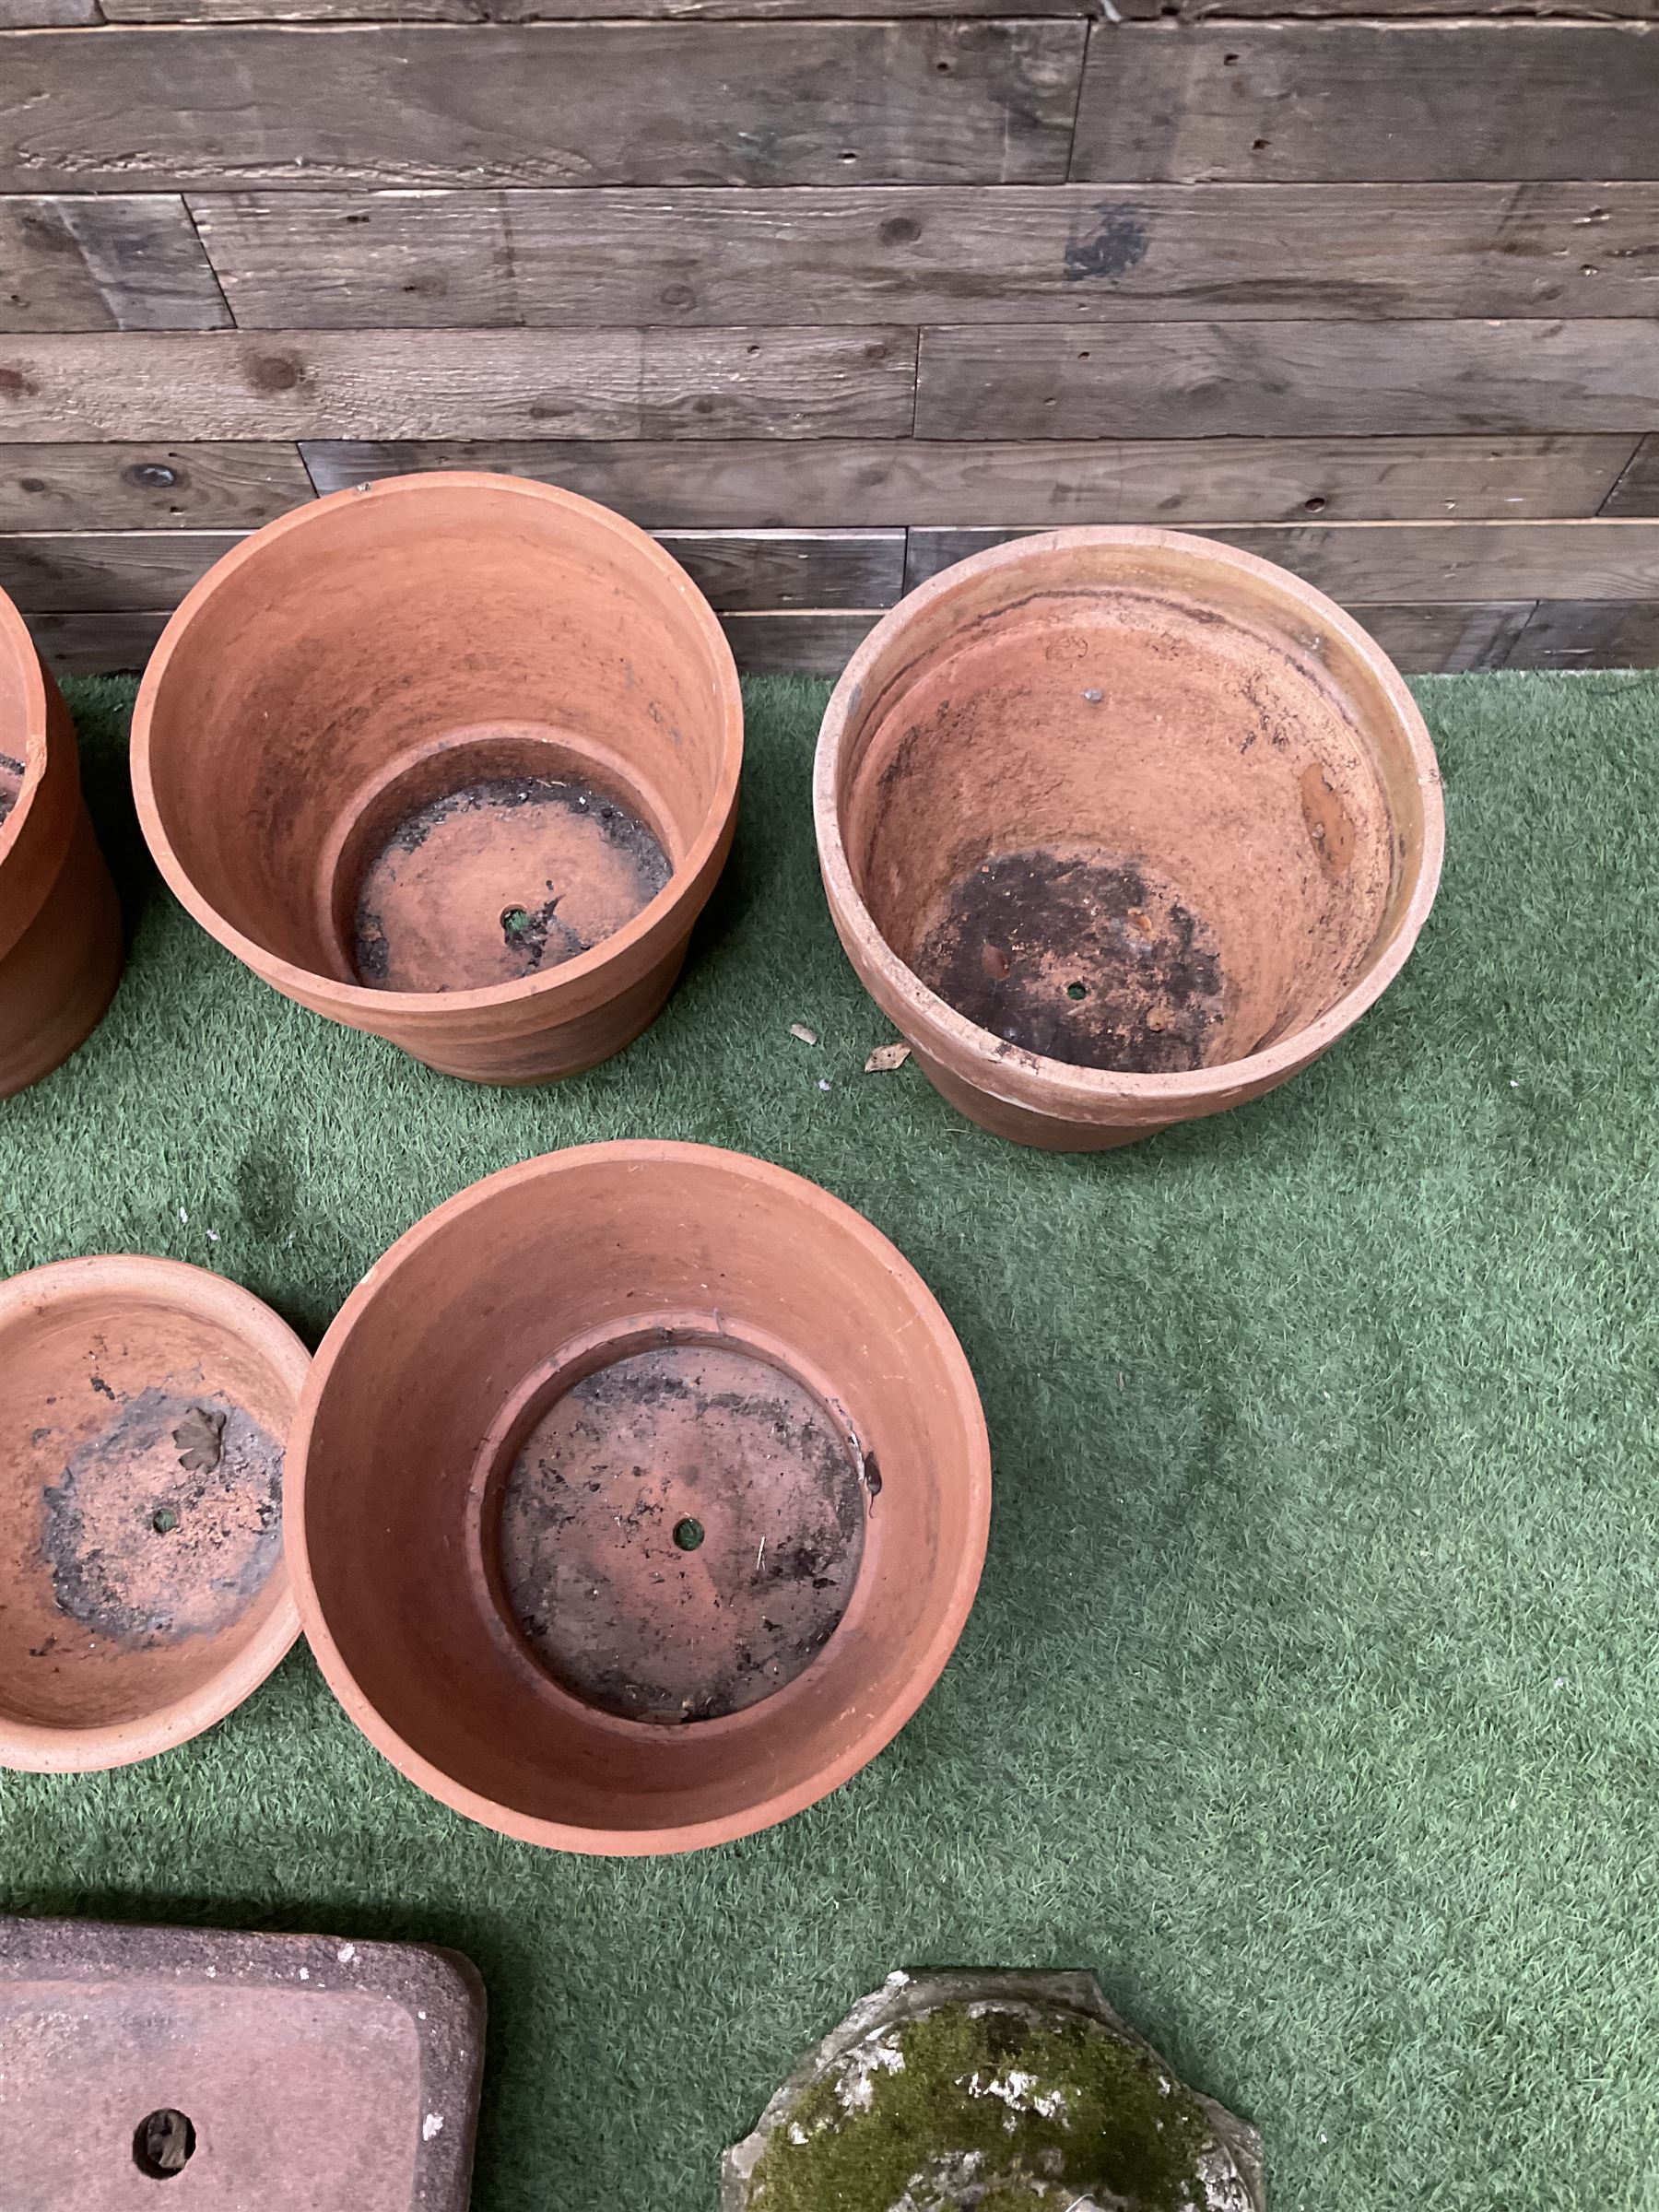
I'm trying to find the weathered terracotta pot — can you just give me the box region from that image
[289,1142,990,1854]
[0,588,122,1096]
[816,527,1445,1149]
[131,474,742,1084]
[0,1256,308,1771]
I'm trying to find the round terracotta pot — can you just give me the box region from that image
[0,588,122,1096]
[0,1255,308,1772]
[816,527,1445,1150]
[289,1142,991,1854]
[130,474,743,1085]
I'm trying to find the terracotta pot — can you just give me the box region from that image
[0,1256,308,1771]
[289,1142,990,1854]
[816,527,1444,1149]
[0,588,123,1096]
[130,474,743,1085]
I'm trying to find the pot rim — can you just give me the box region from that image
[814,524,1446,1119]
[0,1253,308,1773]
[0,585,49,877]
[288,1139,993,1854]
[129,472,745,1019]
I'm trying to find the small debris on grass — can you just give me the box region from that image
[865,1042,912,1074]
[818,1078,831,1092]
[172,1405,226,1475]
[789,1023,818,1046]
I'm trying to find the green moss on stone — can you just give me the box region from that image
[747,2000,1224,2212]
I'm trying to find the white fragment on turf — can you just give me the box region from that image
[337,1944,357,1963]
[422,2113,444,2141]
[789,1023,818,1046]
[818,1078,831,1092]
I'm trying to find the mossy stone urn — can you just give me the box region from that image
[723,1971,1266,2212]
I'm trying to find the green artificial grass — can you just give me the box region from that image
[3,671,1657,2212]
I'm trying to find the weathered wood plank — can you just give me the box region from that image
[302,435,1637,527]
[0,530,235,610]
[28,609,169,675]
[915,322,1659,441]
[1504,599,1659,666]
[0,196,228,332]
[1352,603,1536,676]
[720,612,881,675]
[39,595,1646,680]
[1110,0,1659,18]
[1071,22,1659,184]
[906,522,1659,600]
[0,442,315,530]
[1598,435,1659,515]
[0,526,902,612]
[0,23,1084,192]
[0,0,100,23]
[107,0,1091,18]
[0,330,916,441]
[191,182,1659,330]
[656,530,902,610]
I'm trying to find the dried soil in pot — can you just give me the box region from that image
[0,589,123,1097]
[816,527,1443,1150]
[130,473,742,1085]
[0,1256,308,1771]
[288,1142,991,1853]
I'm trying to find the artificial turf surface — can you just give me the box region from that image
[3,670,1656,2212]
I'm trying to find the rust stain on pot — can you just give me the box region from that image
[1300,762,1357,880]
[914,848,1224,1074]
[352,773,670,993]
[499,1344,865,1724]
[0,751,23,829]
[40,1383,284,1648]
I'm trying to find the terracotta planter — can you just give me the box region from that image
[816,527,1444,1149]
[0,588,122,1096]
[130,474,743,1085]
[0,1256,308,1771]
[289,1142,990,1854]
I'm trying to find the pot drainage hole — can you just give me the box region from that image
[913,846,1225,1073]
[133,2109,195,2180]
[500,1344,866,1723]
[352,774,670,994]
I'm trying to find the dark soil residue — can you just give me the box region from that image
[914,847,1225,1074]
[500,1345,866,1724]
[352,773,670,993]
[41,1385,285,1646]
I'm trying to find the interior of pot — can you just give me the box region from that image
[0,599,41,855]
[0,1270,298,1745]
[833,535,1431,1075]
[300,1149,986,1844]
[139,478,735,996]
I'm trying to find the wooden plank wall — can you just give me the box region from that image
[3,3,1658,678]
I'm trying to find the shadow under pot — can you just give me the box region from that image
[130,473,743,1085]
[0,1256,307,1772]
[815,526,1445,1150]
[0,587,123,1097]
[288,1142,991,1854]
